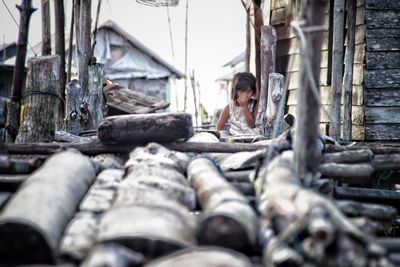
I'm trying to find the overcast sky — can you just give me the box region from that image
[0,0,247,112]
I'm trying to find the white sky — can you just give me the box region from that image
[0,0,246,114]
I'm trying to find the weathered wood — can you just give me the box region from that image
[3,140,269,155]
[364,88,400,106]
[0,149,96,264]
[366,124,400,140]
[336,200,397,221]
[65,79,81,135]
[54,0,66,130]
[104,83,170,115]
[81,243,145,267]
[366,52,400,69]
[231,182,255,196]
[343,0,356,141]
[270,7,286,25]
[219,149,265,171]
[256,26,277,133]
[5,0,36,143]
[81,63,104,131]
[366,37,400,52]
[319,163,374,183]
[265,73,285,138]
[40,0,51,55]
[97,144,196,258]
[254,2,264,98]
[224,170,254,183]
[334,187,400,206]
[67,0,75,82]
[376,238,400,253]
[366,29,400,38]
[55,130,90,143]
[330,0,346,141]
[188,157,257,251]
[322,149,373,163]
[78,0,91,102]
[91,153,124,171]
[16,55,60,143]
[365,10,400,29]
[98,112,194,144]
[258,151,372,265]
[365,107,400,124]
[371,154,400,171]
[325,143,400,154]
[0,192,11,210]
[60,169,123,261]
[294,0,327,179]
[144,247,253,267]
[365,0,400,10]
[59,212,99,262]
[365,69,400,88]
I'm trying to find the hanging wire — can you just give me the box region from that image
[166,6,175,64]
[1,0,37,56]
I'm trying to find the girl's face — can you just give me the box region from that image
[237,88,253,100]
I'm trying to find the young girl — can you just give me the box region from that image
[216,72,260,135]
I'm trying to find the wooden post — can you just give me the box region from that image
[265,73,285,138]
[54,0,66,130]
[81,63,104,131]
[256,26,277,133]
[15,56,60,143]
[342,0,356,141]
[294,0,328,180]
[67,0,75,82]
[244,1,251,71]
[78,0,91,103]
[5,0,36,143]
[329,0,346,141]
[40,0,51,55]
[65,79,81,135]
[254,0,264,96]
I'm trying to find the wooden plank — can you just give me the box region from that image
[365,107,400,123]
[271,0,287,9]
[366,52,400,69]
[365,0,400,9]
[354,25,365,45]
[271,7,286,25]
[281,51,329,72]
[353,64,364,85]
[350,125,365,140]
[366,29,400,38]
[365,70,400,88]
[287,67,329,90]
[354,44,365,64]
[277,31,329,56]
[366,10,400,29]
[364,88,400,106]
[366,37,400,51]
[320,105,364,125]
[355,6,365,26]
[366,124,400,140]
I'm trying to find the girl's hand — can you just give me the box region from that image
[237,94,250,107]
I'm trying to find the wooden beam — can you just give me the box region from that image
[329,0,346,140]
[343,0,356,141]
[40,0,51,55]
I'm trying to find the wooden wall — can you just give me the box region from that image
[364,0,400,140]
[271,0,366,140]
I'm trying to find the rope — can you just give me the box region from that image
[23,90,64,104]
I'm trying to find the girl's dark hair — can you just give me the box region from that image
[230,72,243,100]
[232,72,257,105]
